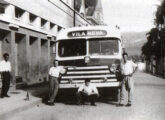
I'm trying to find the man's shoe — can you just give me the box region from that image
[91,103,97,106]
[4,95,10,97]
[76,102,81,105]
[126,103,132,107]
[117,103,124,107]
[82,102,85,105]
[77,103,85,105]
[47,100,55,106]
[48,102,55,106]
[0,96,4,98]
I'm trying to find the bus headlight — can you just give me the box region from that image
[103,77,108,82]
[84,56,90,63]
[109,64,117,73]
[60,68,67,74]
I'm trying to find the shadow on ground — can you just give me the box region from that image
[21,83,119,106]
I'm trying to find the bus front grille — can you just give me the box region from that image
[61,66,116,83]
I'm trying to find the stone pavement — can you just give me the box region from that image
[0,84,47,120]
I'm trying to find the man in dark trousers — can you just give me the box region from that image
[77,79,99,106]
[0,53,12,98]
[48,60,66,106]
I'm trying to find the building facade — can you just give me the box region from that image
[74,0,104,25]
[86,0,104,25]
[0,0,93,86]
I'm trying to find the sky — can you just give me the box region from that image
[102,0,161,32]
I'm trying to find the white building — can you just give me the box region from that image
[0,0,92,86]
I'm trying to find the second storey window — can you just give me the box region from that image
[41,18,47,29]
[0,3,7,14]
[58,26,62,32]
[15,7,24,19]
[29,13,37,24]
[50,22,55,30]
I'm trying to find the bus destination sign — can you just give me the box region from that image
[68,30,107,37]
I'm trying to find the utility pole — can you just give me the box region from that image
[73,0,76,27]
[163,16,165,76]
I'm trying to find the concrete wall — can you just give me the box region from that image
[15,33,26,79]
[0,21,56,85]
[40,39,49,82]
[29,36,40,84]
[0,30,11,60]
[50,41,56,66]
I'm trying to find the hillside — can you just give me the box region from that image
[121,31,148,56]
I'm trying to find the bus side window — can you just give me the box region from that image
[59,44,64,57]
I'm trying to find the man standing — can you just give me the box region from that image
[0,53,12,98]
[119,53,137,107]
[48,60,66,106]
[77,79,99,106]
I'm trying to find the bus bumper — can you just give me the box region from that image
[59,81,121,89]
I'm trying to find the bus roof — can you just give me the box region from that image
[56,25,121,41]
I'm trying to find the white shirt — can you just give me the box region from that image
[78,83,99,95]
[0,60,11,72]
[121,60,137,75]
[49,66,64,78]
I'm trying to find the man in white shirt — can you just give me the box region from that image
[48,60,66,106]
[77,79,99,106]
[119,53,137,107]
[0,53,12,98]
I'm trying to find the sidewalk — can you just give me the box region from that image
[0,84,49,120]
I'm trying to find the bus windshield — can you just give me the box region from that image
[89,38,119,56]
[58,39,86,57]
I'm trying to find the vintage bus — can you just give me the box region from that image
[56,25,123,90]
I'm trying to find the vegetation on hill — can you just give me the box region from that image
[122,32,147,56]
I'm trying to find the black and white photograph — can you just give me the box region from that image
[0,0,165,120]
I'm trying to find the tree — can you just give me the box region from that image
[155,0,165,26]
[142,0,165,74]
[141,28,159,61]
